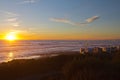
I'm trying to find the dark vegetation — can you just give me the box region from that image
[0,51,120,80]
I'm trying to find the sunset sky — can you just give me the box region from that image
[0,0,120,40]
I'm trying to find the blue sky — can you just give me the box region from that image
[0,0,120,40]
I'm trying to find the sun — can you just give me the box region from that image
[5,32,18,41]
[6,35,16,41]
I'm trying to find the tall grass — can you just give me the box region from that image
[0,51,120,80]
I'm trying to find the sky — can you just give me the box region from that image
[0,0,120,40]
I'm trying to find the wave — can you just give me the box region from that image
[0,40,119,62]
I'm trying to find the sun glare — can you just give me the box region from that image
[5,32,18,41]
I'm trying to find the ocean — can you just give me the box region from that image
[0,40,120,63]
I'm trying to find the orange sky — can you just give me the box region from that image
[0,0,120,40]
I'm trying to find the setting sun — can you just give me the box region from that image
[5,32,18,41]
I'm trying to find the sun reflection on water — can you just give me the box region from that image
[6,52,14,62]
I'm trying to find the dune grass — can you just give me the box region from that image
[0,51,120,80]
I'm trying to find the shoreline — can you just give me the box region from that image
[1,48,120,64]
[0,51,80,64]
[0,51,120,80]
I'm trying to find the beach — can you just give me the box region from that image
[0,40,120,63]
[0,40,120,80]
[0,51,120,80]
[0,0,120,80]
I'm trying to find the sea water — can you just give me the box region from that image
[0,40,120,62]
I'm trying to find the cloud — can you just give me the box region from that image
[50,18,75,25]
[86,16,99,23]
[0,11,36,35]
[50,16,100,26]
[6,18,18,22]
[3,11,20,27]
[50,18,70,23]
[20,0,38,4]
[50,18,83,26]
[4,11,18,17]
[10,22,20,27]
[5,18,20,27]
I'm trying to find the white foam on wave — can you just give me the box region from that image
[0,40,119,62]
